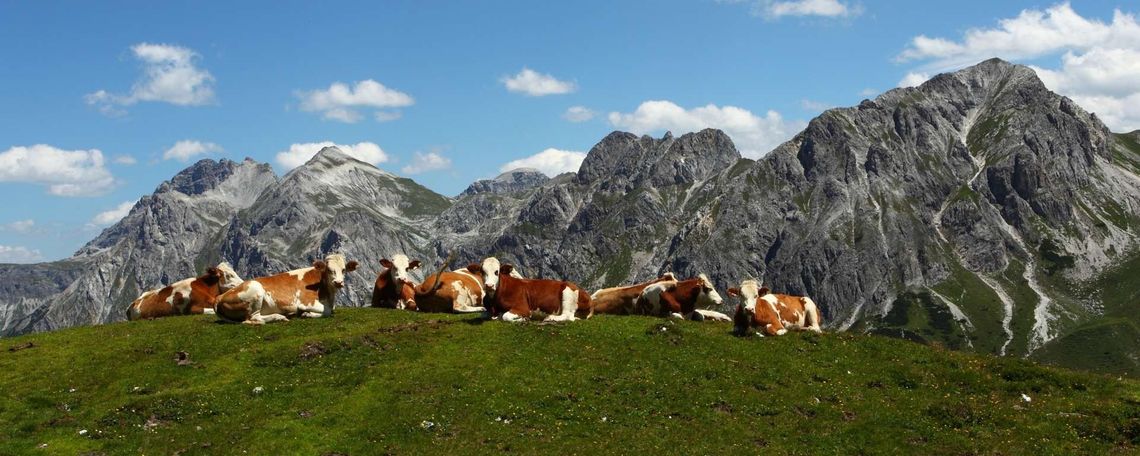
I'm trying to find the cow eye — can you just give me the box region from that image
[494,271,500,276]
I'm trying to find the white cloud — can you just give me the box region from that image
[800,99,833,111]
[898,72,931,88]
[1,220,35,233]
[113,154,137,165]
[401,150,452,174]
[563,106,596,122]
[86,43,215,114]
[295,80,414,123]
[275,141,391,170]
[163,140,223,162]
[607,100,805,158]
[90,200,137,226]
[0,245,42,264]
[895,3,1140,131]
[499,148,587,177]
[764,0,860,19]
[0,145,116,196]
[501,68,576,96]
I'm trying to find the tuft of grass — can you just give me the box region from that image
[0,310,1137,454]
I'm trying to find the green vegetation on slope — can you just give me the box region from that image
[1,310,1137,454]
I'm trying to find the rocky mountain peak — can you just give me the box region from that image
[157,158,243,196]
[460,168,550,196]
[576,128,739,189]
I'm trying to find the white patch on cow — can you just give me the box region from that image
[451,281,484,313]
[481,257,502,291]
[545,286,579,322]
[776,328,787,336]
[387,254,412,283]
[287,269,308,282]
[802,297,823,332]
[167,278,194,312]
[501,311,525,322]
[639,282,671,315]
[739,280,761,313]
[669,312,684,319]
[325,253,350,289]
[760,294,781,321]
[202,308,215,315]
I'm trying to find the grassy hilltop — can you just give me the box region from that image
[0,309,1137,454]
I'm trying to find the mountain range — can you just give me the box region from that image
[3,58,1139,375]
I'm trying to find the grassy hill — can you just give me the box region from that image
[1,309,1137,455]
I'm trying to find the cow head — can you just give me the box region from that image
[215,262,244,291]
[476,257,502,293]
[694,274,723,310]
[316,254,358,289]
[380,254,420,288]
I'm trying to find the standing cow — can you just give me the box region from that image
[589,273,677,317]
[127,262,244,321]
[636,274,730,321]
[485,264,591,322]
[214,254,358,325]
[727,279,822,336]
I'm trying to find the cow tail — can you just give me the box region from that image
[416,251,456,297]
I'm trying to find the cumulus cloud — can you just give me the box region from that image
[895,2,1140,131]
[563,106,596,122]
[608,100,805,158]
[0,145,116,196]
[898,72,932,88]
[86,43,215,114]
[1,220,35,233]
[499,148,587,177]
[295,80,414,123]
[501,68,576,96]
[401,150,452,175]
[275,141,391,170]
[0,245,42,264]
[723,0,861,20]
[90,200,137,226]
[163,140,223,162]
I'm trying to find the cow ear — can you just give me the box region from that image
[466,263,482,274]
[380,258,393,269]
[313,260,327,270]
[500,264,514,275]
[408,260,421,270]
[726,287,740,297]
[346,260,358,272]
[758,287,770,295]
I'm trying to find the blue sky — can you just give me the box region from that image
[2,1,1139,262]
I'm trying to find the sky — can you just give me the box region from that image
[2,0,1139,262]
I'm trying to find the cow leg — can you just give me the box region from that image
[500,311,526,322]
[802,297,823,333]
[694,309,731,322]
[202,308,216,315]
[764,323,787,336]
[300,311,324,318]
[669,312,685,319]
[659,293,684,317]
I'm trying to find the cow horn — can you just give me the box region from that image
[416,251,456,297]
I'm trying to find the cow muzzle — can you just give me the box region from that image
[334,280,345,288]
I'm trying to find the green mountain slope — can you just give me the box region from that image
[1,311,1137,454]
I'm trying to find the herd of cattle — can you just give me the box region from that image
[126,253,824,336]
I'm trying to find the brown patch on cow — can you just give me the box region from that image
[412,271,484,313]
[299,342,327,359]
[7,341,34,352]
[130,267,228,321]
[590,274,676,316]
[637,277,708,316]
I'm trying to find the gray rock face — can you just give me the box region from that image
[4,60,1140,364]
[460,168,550,197]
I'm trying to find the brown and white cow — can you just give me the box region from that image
[636,274,731,321]
[485,264,591,322]
[412,269,487,313]
[727,279,822,336]
[370,254,420,310]
[214,254,358,325]
[588,272,677,317]
[127,262,244,321]
[463,256,523,298]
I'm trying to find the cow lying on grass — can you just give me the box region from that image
[728,279,822,336]
[588,273,676,317]
[636,274,731,321]
[485,264,590,322]
[214,254,358,325]
[127,262,243,320]
[370,254,419,310]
